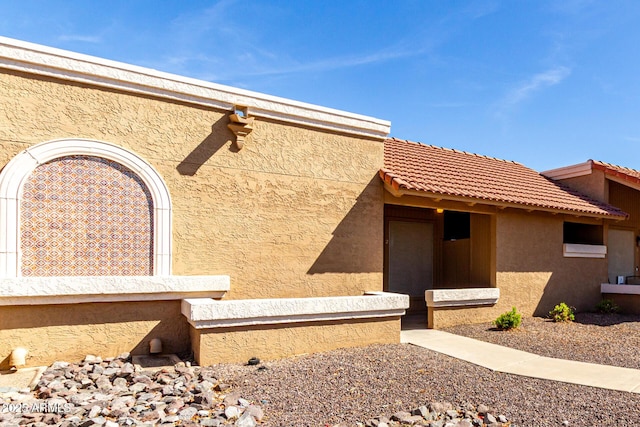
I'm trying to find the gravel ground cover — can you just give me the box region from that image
[442,313,640,369]
[2,314,640,426]
[207,342,640,426]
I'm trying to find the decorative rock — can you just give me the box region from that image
[83,355,98,364]
[113,377,128,390]
[446,409,460,419]
[476,404,489,415]
[179,406,198,420]
[130,382,147,393]
[392,411,412,421]
[245,404,264,421]
[225,405,240,420]
[215,383,231,392]
[3,355,520,427]
[163,415,180,423]
[235,411,257,427]
[200,418,223,427]
[116,353,131,362]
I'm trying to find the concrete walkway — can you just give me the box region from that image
[401,328,640,394]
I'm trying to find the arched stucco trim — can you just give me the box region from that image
[0,138,172,277]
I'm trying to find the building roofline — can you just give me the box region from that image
[0,36,390,140]
[382,139,629,220]
[543,160,640,192]
[591,160,640,190]
[541,161,593,180]
[380,169,627,220]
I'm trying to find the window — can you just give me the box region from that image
[562,222,606,258]
[443,211,470,241]
[563,222,603,245]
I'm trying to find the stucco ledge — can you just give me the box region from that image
[425,288,500,308]
[601,283,640,295]
[181,291,410,329]
[0,275,230,305]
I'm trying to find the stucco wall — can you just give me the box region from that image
[557,170,608,203]
[495,211,607,316]
[0,70,384,299]
[0,301,189,369]
[427,211,609,328]
[191,317,400,365]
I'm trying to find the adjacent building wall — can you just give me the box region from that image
[556,170,608,203]
[495,211,607,316]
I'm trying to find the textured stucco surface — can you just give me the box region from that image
[191,317,400,365]
[429,306,499,329]
[495,212,607,316]
[603,293,640,315]
[0,275,230,305]
[556,170,608,203]
[0,70,384,299]
[0,69,386,365]
[423,210,609,328]
[0,301,189,369]
[182,292,409,329]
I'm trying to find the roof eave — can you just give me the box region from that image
[0,36,391,140]
[541,161,593,180]
[382,185,628,220]
[591,163,640,191]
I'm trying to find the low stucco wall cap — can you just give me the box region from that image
[182,292,410,329]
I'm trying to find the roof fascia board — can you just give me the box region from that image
[0,36,390,140]
[383,186,625,220]
[605,174,640,192]
[541,161,593,180]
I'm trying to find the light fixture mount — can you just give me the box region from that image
[227,105,254,150]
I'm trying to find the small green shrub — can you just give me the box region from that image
[493,307,522,330]
[549,302,575,322]
[595,298,621,314]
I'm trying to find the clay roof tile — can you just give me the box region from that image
[382,138,627,218]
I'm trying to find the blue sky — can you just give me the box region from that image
[2,0,639,171]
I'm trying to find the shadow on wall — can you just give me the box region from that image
[307,176,383,274]
[533,267,604,317]
[176,115,236,176]
[0,300,190,369]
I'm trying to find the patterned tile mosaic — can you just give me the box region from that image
[20,155,154,276]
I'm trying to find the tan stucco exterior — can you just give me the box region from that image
[0,65,386,365]
[0,70,384,300]
[3,37,638,366]
[0,301,189,370]
[557,170,608,203]
[385,194,612,327]
[191,318,400,365]
[495,212,607,316]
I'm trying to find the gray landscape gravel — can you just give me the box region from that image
[209,313,640,426]
[1,314,640,426]
[442,313,640,369]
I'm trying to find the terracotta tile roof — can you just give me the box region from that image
[381,138,627,218]
[592,160,640,185]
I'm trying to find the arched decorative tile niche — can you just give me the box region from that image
[0,139,172,277]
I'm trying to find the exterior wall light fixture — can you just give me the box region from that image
[227,105,254,150]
